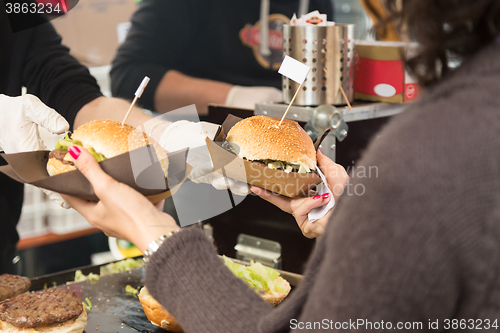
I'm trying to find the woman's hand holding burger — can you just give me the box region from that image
[59,133,347,244]
[251,150,348,239]
[61,145,180,253]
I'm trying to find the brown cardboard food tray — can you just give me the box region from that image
[206,114,329,198]
[0,147,190,204]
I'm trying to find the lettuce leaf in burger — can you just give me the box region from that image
[46,119,168,178]
[224,115,316,174]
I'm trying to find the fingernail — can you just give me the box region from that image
[318,149,323,155]
[313,195,321,200]
[68,146,81,160]
[322,193,330,199]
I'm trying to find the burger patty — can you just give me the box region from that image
[0,288,83,328]
[0,275,31,302]
[222,141,318,174]
[49,149,74,165]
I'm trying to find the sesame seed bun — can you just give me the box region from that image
[46,159,76,177]
[138,277,290,332]
[260,276,291,306]
[226,116,316,170]
[47,120,169,177]
[138,287,183,333]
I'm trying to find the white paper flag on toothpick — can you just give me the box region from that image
[278,55,311,83]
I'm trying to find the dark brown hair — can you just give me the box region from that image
[367,0,500,87]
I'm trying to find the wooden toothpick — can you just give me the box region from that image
[339,86,352,110]
[121,76,150,125]
[279,82,303,126]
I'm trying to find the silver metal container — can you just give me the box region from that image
[282,23,355,106]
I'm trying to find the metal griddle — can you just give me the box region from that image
[29,258,303,332]
[33,267,161,333]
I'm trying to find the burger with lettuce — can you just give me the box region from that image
[224,115,316,174]
[46,119,169,177]
[138,257,291,332]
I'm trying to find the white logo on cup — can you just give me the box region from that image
[374,83,396,97]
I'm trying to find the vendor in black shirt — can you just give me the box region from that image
[0,1,157,274]
[111,0,333,114]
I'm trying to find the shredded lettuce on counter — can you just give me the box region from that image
[100,258,143,276]
[125,285,139,297]
[82,297,92,311]
[69,258,143,285]
[223,256,288,295]
[73,270,100,283]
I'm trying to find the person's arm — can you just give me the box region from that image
[154,70,283,115]
[61,110,462,333]
[110,0,229,115]
[110,0,205,113]
[145,107,470,332]
[22,26,165,134]
[19,19,102,130]
[110,0,282,115]
[11,3,158,132]
[154,70,232,115]
[73,96,157,130]
[62,133,461,333]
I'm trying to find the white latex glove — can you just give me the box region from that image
[159,120,250,196]
[225,86,282,109]
[0,94,71,208]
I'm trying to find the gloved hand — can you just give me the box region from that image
[225,86,282,109]
[159,120,250,196]
[0,94,71,208]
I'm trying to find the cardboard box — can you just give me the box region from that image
[206,115,327,198]
[0,147,189,204]
[51,0,138,67]
[353,41,420,103]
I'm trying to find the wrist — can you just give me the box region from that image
[143,228,182,264]
[136,226,181,253]
[134,212,181,252]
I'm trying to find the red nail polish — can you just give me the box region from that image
[322,193,330,199]
[313,195,321,200]
[68,145,81,160]
[318,149,323,155]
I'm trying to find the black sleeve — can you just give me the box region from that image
[110,0,205,111]
[17,20,103,130]
[310,0,334,17]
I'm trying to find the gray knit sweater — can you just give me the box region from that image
[145,42,500,332]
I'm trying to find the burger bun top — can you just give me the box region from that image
[226,116,316,169]
[49,120,169,177]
